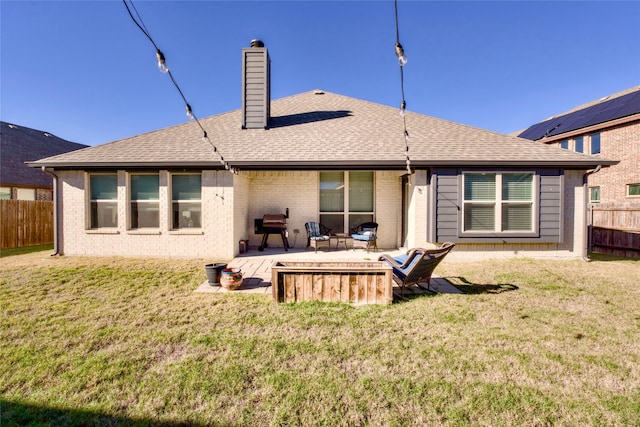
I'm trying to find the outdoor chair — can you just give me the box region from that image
[378,242,455,294]
[351,222,378,252]
[305,222,331,253]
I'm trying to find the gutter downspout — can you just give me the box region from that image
[42,167,59,256]
[582,165,602,261]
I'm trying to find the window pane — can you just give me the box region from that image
[173,202,201,228]
[349,171,373,212]
[503,174,533,200]
[590,187,601,202]
[575,136,584,153]
[319,214,343,234]
[560,140,569,150]
[90,175,117,200]
[349,214,374,232]
[320,172,344,212]
[131,202,159,228]
[0,187,10,200]
[91,201,117,228]
[465,174,496,200]
[131,175,159,200]
[172,175,201,200]
[591,133,601,155]
[628,184,640,197]
[502,203,532,231]
[464,203,495,231]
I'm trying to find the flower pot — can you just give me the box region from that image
[220,268,243,290]
[205,263,227,285]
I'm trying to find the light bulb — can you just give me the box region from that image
[399,100,406,117]
[395,42,407,66]
[202,131,208,143]
[404,130,410,141]
[186,104,195,120]
[156,50,169,73]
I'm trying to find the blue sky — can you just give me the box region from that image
[2,1,639,146]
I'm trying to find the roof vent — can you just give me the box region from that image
[8,124,17,129]
[313,89,325,95]
[44,132,52,137]
[250,39,264,48]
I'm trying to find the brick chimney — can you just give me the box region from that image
[241,39,270,129]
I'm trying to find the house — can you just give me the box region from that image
[517,86,640,207]
[1,121,87,200]
[28,41,617,261]
[517,86,639,257]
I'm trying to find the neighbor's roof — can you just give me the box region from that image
[518,86,640,141]
[29,90,616,170]
[1,121,88,187]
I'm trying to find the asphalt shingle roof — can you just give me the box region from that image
[1,121,88,187]
[29,90,616,170]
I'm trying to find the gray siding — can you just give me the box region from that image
[433,168,563,243]
[241,47,270,129]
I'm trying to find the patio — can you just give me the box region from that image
[194,246,462,298]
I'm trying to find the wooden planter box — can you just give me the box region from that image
[271,261,393,305]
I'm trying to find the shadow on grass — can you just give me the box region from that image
[0,400,205,427]
[444,276,519,294]
[587,252,640,262]
[0,244,53,258]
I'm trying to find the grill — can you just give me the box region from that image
[258,213,289,252]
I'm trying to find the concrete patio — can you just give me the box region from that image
[194,246,462,299]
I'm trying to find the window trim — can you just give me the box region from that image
[170,172,202,230]
[318,171,375,234]
[128,173,160,230]
[589,186,601,203]
[87,172,119,230]
[627,183,640,198]
[459,171,539,238]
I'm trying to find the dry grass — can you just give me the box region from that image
[1,251,639,426]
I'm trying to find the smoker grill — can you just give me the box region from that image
[258,213,289,252]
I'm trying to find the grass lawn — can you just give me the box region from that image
[1,251,639,426]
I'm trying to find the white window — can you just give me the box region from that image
[130,174,159,228]
[171,174,201,229]
[574,136,584,153]
[559,139,569,150]
[589,186,601,203]
[319,171,374,233]
[463,172,536,233]
[89,174,118,228]
[1,186,12,199]
[628,183,640,198]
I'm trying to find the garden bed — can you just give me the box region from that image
[271,261,393,304]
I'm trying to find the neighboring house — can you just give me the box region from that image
[29,42,617,261]
[517,87,639,257]
[1,121,87,200]
[517,86,640,207]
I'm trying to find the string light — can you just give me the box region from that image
[122,0,237,174]
[394,0,411,175]
[395,42,408,66]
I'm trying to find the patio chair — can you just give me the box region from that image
[351,222,378,252]
[378,242,455,294]
[305,222,331,253]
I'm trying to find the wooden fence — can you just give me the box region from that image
[0,200,54,249]
[589,206,640,258]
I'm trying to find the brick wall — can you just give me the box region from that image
[589,120,640,208]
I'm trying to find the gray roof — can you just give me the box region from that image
[1,121,88,187]
[29,90,616,170]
